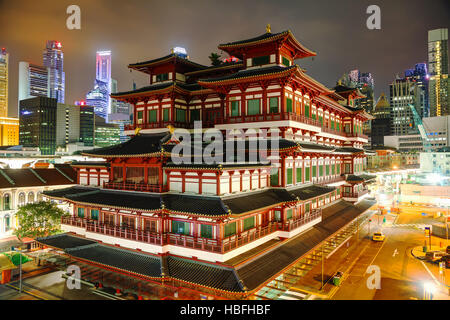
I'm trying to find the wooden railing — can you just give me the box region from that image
[342,189,369,198]
[125,121,194,131]
[103,181,168,193]
[61,209,323,254]
[281,210,322,232]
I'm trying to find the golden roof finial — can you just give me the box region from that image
[134,127,141,135]
[167,124,175,134]
[338,79,342,85]
[266,24,271,33]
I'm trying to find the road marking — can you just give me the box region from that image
[393,249,398,257]
[419,260,441,288]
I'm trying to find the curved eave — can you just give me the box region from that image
[81,151,170,158]
[168,209,229,219]
[218,31,316,59]
[170,276,246,295]
[64,198,161,214]
[184,63,244,76]
[128,56,207,74]
[197,66,297,87]
[294,68,333,95]
[110,84,216,101]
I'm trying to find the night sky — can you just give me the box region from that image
[1,0,449,117]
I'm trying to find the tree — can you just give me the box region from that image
[14,201,67,240]
[208,52,222,66]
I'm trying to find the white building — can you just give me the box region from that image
[420,150,450,174]
[0,165,76,239]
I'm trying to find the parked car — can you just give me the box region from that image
[425,251,446,263]
[440,255,450,269]
[372,232,385,241]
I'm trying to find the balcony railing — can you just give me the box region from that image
[345,132,369,140]
[280,210,322,232]
[342,189,369,199]
[125,121,194,131]
[316,176,344,185]
[61,208,323,254]
[103,181,168,193]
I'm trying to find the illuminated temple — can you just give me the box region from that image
[39,27,375,299]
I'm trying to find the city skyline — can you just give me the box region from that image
[0,0,448,117]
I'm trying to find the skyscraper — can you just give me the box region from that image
[85,51,112,120]
[86,79,109,119]
[371,93,392,147]
[43,40,65,103]
[0,48,9,118]
[19,97,57,155]
[428,28,449,117]
[389,64,428,136]
[18,62,50,107]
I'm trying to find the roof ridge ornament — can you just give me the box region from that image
[266,24,271,34]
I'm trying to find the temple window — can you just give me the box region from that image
[144,220,157,232]
[282,56,290,67]
[113,167,123,182]
[286,208,293,220]
[104,213,114,226]
[319,165,323,177]
[156,73,169,82]
[252,55,270,66]
[224,222,236,237]
[269,97,278,114]
[231,101,239,116]
[172,220,190,235]
[90,209,99,220]
[175,108,186,122]
[270,168,279,186]
[296,167,302,183]
[305,167,310,181]
[247,99,260,115]
[274,210,281,222]
[286,168,293,185]
[121,216,135,229]
[200,224,213,239]
[286,98,293,113]
[312,165,317,178]
[305,104,310,117]
[243,216,255,231]
[190,109,200,122]
[163,108,170,121]
[319,115,323,126]
[77,208,84,218]
[305,203,310,213]
[147,167,159,185]
[137,111,143,124]
[126,167,145,184]
[148,109,157,123]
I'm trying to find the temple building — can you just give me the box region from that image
[39,27,375,299]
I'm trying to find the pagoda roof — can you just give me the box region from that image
[44,184,336,218]
[333,147,365,154]
[218,30,316,60]
[110,82,213,101]
[198,65,297,86]
[184,61,244,77]
[128,53,207,74]
[82,132,171,158]
[333,84,366,99]
[37,234,245,293]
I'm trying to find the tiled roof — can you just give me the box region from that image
[66,243,163,279]
[237,199,375,291]
[198,65,296,84]
[289,185,336,201]
[298,142,335,151]
[82,132,170,157]
[166,256,244,293]
[334,147,365,154]
[345,174,365,182]
[36,234,97,250]
[45,184,336,217]
[163,194,229,216]
[128,53,207,70]
[219,31,290,47]
[0,167,76,189]
[70,161,110,168]
[223,189,294,215]
[111,82,173,97]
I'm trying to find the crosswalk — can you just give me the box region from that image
[277,289,309,300]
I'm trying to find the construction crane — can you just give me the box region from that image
[408,103,433,152]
